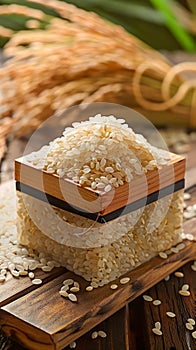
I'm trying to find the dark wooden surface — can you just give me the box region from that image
[1,261,195,350]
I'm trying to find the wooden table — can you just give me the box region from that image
[0,132,195,350]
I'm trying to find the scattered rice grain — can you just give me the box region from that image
[192,331,196,339]
[186,234,194,241]
[159,252,167,259]
[32,278,42,285]
[68,293,77,302]
[70,287,80,293]
[164,275,170,281]
[98,330,107,338]
[184,193,191,200]
[153,300,162,306]
[176,243,185,250]
[187,318,195,325]
[59,290,69,298]
[104,184,112,192]
[86,286,93,291]
[28,272,34,279]
[63,278,74,286]
[183,212,194,219]
[166,312,176,318]
[61,285,69,292]
[152,328,162,336]
[171,247,179,253]
[91,331,98,339]
[11,270,19,278]
[155,322,161,330]
[182,284,189,291]
[179,290,190,296]
[143,295,153,302]
[174,271,184,278]
[120,277,130,284]
[186,323,194,330]
[110,284,118,290]
[41,265,53,272]
[19,270,28,276]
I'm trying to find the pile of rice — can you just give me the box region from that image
[27,114,169,192]
[17,114,184,286]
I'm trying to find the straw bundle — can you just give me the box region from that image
[0,0,196,160]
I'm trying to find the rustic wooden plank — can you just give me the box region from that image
[15,151,186,216]
[0,222,195,350]
[128,295,149,349]
[0,267,65,308]
[129,262,195,350]
[62,306,129,350]
[0,307,129,350]
[126,154,196,349]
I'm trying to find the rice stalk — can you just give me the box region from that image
[0,0,196,159]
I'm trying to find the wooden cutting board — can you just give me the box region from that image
[0,184,195,350]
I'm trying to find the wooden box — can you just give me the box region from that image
[15,150,186,287]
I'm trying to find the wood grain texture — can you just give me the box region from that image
[129,262,196,350]
[0,267,65,308]
[0,308,129,350]
[62,306,129,350]
[15,151,186,216]
[0,222,195,350]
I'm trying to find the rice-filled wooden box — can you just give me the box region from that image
[15,115,186,287]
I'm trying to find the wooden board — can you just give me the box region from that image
[1,263,195,350]
[15,151,186,219]
[0,218,195,350]
[128,262,196,350]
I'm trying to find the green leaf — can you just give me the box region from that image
[0,0,195,51]
[150,0,196,51]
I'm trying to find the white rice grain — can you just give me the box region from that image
[110,284,118,290]
[192,331,196,339]
[187,318,195,326]
[153,300,161,306]
[59,290,69,298]
[98,330,107,338]
[120,277,130,284]
[159,252,167,259]
[174,271,184,278]
[68,293,77,302]
[182,284,189,291]
[155,322,161,330]
[143,295,153,302]
[32,278,42,285]
[152,328,162,336]
[179,290,190,296]
[186,323,194,330]
[166,312,176,318]
[91,331,98,339]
